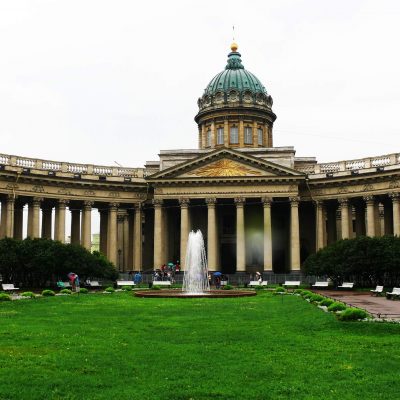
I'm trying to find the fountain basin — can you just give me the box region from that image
[134,290,256,298]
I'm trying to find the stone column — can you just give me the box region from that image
[13,203,24,240]
[252,121,258,146]
[0,199,7,238]
[81,201,93,250]
[70,209,81,244]
[107,202,119,265]
[262,197,273,271]
[27,201,33,237]
[55,199,68,243]
[31,197,42,238]
[211,120,216,147]
[117,213,125,271]
[206,198,218,271]
[266,123,272,147]
[390,193,400,236]
[339,198,350,239]
[153,199,164,268]
[180,198,190,270]
[123,213,129,271]
[99,209,108,256]
[41,206,53,239]
[290,197,301,271]
[315,200,325,250]
[5,196,15,238]
[201,124,206,149]
[235,197,246,272]
[134,203,143,271]
[374,202,382,237]
[223,118,229,145]
[239,119,244,147]
[364,196,375,237]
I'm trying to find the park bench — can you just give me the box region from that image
[370,285,383,296]
[152,281,171,287]
[1,283,19,292]
[116,280,135,287]
[87,281,102,288]
[261,281,268,286]
[248,281,261,287]
[57,281,71,289]
[283,281,301,289]
[312,281,329,288]
[386,287,400,300]
[338,282,354,289]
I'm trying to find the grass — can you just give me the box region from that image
[1,292,400,399]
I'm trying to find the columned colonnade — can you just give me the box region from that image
[0,196,143,271]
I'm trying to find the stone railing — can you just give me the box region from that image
[0,153,145,180]
[296,153,400,175]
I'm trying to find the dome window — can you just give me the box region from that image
[206,129,212,147]
[244,127,253,144]
[217,128,224,145]
[257,128,263,145]
[230,126,239,144]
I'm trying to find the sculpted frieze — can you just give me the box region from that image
[31,185,45,193]
[363,184,374,192]
[58,188,72,196]
[337,184,349,194]
[389,180,400,189]
[108,191,120,198]
[187,159,263,177]
[5,183,19,190]
[84,190,96,196]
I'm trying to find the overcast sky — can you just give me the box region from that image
[1,0,399,168]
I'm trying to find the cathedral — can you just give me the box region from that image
[1,43,399,277]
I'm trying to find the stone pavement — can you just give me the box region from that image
[317,290,400,319]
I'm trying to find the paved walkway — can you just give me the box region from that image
[317,290,400,319]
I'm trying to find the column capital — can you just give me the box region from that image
[83,200,94,209]
[234,197,246,206]
[363,195,374,204]
[289,196,300,205]
[314,200,324,208]
[109,202,120,210]
[338,198,349,207]
[58,198,69,207]
[152,199,163,207]
[179,198,190,207]
[32,197,44,205]
[205,197,217,206]
[389,192,400,201]
[6,194,16,203]
[261,197,272,206]
[134,202,143,211]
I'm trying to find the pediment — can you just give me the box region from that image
[147,148,304,181]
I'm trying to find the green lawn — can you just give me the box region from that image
[1,292,400,400]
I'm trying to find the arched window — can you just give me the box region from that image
[230,126,239,144]
[244,127,253,144]
[217,127,224,145]
[257,128,263,145]
[206,129,212,147]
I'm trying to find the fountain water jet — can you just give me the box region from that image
[182,230,210,294]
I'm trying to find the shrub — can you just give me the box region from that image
[59,289,72,295]
[21,291,35,298]
[254,285,264,290]
[309,294,324,303]
[275,286,286,293]
[122,286,132,291]
[320,298,334,307]
[0,293,11,301]
[152,285,161,290]
[223,284,233,290]
[294,289,303,294]
[327,302,347,312]
[104,287,115,293]
[79,287,89,294]
[41,289,55,297]
[338,308,369,321]
[300,290,313,298]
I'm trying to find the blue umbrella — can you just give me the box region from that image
[213,272,222,276]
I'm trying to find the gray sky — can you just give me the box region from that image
[1,0,399,168]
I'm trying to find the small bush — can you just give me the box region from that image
[104,287,115,293]
[42,289,55,297]
[223,284,233,290]
[122,286,132,291]
[294,289,303,295]
[21,291,35,298]
[338,308,369,321]
[59,289,72,295]
[79,288,89,294]
[275,286,286,293]
[0,293,11,301]
[320,298,334,307]
[300,290,313,298]
[152,285,161,290]
[327,302,347,312]
[254,285,264,290]
[309,294,324,303]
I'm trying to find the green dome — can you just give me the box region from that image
[204,51,268,96]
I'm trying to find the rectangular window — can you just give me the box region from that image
[244,127,253,144]
[230,126,239,144]
[206,130,212,147]
[217,127,224,145]
[257,128,263,145]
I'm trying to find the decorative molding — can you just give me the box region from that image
[389,180,400,189]
[337,184,349,194]
[179,198,190,207]
[6,184,19,190]
[363,195,374,203]
[289,196,300,205]
[31,185,45,193]
[363,184,374,192]
[188,159,263,177]
[152,199,163,207]
[234,197,246,205]
[261,197,272,205]
[58,188,72,196]
[83,200,94,209]
[58,199,69,207]
[109,202,120,209]
[338,198,349,207]
[205,197,217,205]
[84,190,96,196]
[108,192,120,198]
[389,192,400,200]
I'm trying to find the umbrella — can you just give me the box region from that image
[67,272,77,281]
[168,262,174,267]
[213,272,222,276]
[256,271,262,276]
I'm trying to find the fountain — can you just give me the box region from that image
[135,230,255,298]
